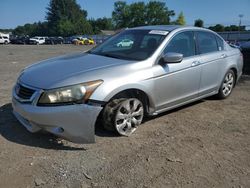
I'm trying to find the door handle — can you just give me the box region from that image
[191,61,200,67]
[221,54,227,58]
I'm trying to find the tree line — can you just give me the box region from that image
[194,19,246,32]
[4,0,247,37]
[10,0,187,37]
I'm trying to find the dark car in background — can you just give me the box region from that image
[10,36,30,44]
[240,41,250,74]
[45,37,64,45]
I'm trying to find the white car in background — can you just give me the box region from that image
[117,39,134,47]
[29,37,46,45]
[0,36,10,44]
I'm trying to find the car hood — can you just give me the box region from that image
[19,52,133,89]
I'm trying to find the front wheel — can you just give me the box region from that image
[103,98,144,136]
[217,70,235,99]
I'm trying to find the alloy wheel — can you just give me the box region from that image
[222,72,234,97]
[115,98,144,136]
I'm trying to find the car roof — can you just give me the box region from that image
[131,25,181,31]
[130,25,208,32]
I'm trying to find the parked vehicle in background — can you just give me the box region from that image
[240,41,250,74]
[92,35,110,44]
[45,37,64,45]
[29,37,46,45]
[12,26,243,143]
[116,39,134,47]
[0,36,10,44]
[72,37,95,45]
[10,36,30,44]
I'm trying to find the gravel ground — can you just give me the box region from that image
[0,45,250,188]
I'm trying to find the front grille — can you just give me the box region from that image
[16,84,36,100]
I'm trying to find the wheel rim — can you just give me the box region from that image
[222,72,234,96]
[115,98,144,136]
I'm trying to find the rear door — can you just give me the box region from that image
[195,31,226,96]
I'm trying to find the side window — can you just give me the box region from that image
[164,31,195,58]
[0,36,2,39]
[216,36,224,51]
[197,32,218,54]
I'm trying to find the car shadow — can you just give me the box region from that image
[95,99,205,138]
[0,103,85,150]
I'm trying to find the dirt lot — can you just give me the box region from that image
[0,45,250,188]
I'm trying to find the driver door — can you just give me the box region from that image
[153,31,201,111]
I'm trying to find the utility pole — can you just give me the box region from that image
[238,14,244,43]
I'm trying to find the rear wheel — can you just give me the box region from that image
[217,70,235,99]
[103,98,144,136]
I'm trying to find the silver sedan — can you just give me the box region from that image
[12,25,243,143]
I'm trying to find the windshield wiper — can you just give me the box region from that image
[100,53,121,59]
[89,52,137,61]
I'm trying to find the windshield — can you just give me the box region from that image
[89,29,168,61]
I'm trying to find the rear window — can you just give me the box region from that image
[197,31,218,54]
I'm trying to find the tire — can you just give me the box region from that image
[4,41,8,45]
[217,70,235,99]
[103,98,144,136]
[84,40,89,45]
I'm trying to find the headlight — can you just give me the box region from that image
[38,80,103,106]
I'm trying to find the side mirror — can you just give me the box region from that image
[161,52,183,64]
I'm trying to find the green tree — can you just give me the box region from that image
[46,0,92,36]
[128,2,146,27]
[112,1,175,29]
[112,1,130,28]
[13,22,47,36]
[175,12,186,25]
[224,25,246,31]
[89,17,113,34]
[194,19,204,27]
[145,1,175,25]
[208,24,225,32]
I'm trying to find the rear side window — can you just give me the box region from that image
[216,36,224,51]
[197,31,218,54]
[164,31,195,58]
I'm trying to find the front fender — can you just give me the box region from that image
[91,80,156,111]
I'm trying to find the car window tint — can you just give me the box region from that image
[164,31,195,58]
[107,34,135,50]
[216,36,224,51]
[140,35,164,48]
[197,31,218,54]
[90,29,167,61]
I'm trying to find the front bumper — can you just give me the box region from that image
[12,97,102,143]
